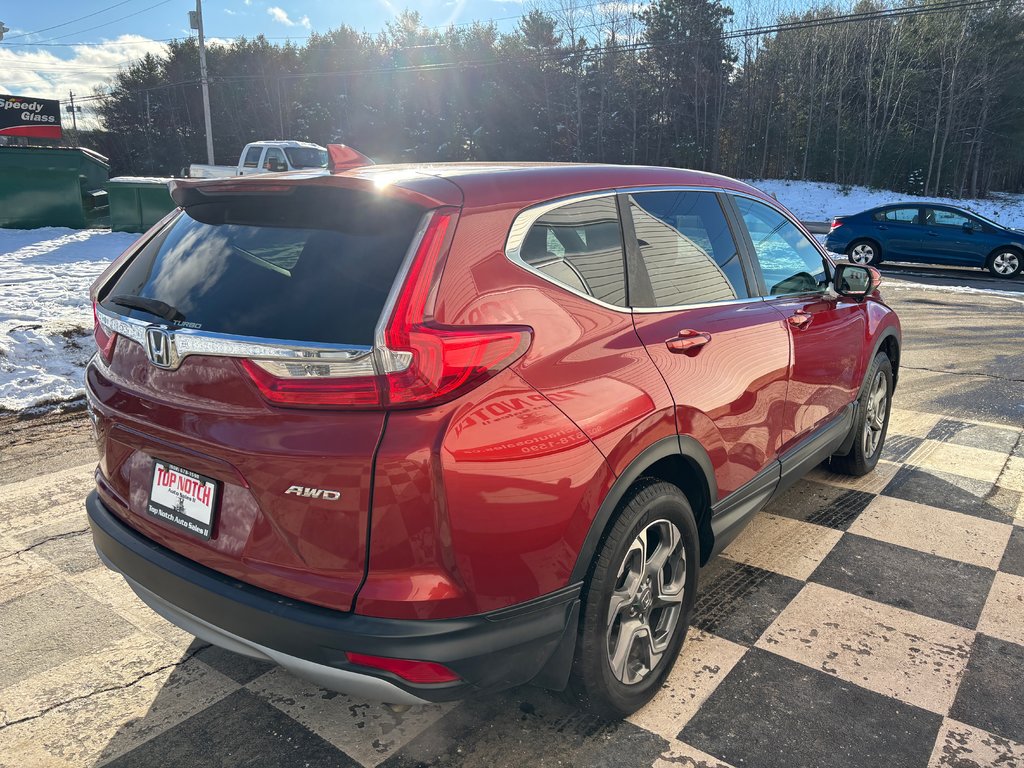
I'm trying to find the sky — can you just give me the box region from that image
[0,0,537,128]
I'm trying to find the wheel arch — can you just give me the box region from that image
[569,435,717,585]
[874,329,901,391]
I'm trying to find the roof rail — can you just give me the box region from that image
[327,144,373,173]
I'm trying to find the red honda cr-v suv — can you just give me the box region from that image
[85,151,900,718]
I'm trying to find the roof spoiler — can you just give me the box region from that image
[327,144,373,172]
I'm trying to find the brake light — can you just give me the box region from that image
[93,302,116,362]
[242,209,533,410]
[830,218,844,230]
[345,652,460,684]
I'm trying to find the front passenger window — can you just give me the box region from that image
[735,197,828,296]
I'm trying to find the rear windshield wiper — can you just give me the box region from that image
[109,294,185,323]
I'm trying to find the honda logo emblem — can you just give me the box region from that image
[145,327,178,369]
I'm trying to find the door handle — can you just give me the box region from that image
[788,310,813,329]
[876,225,888,231]
[665,330,711,354]
[927,231,940,237]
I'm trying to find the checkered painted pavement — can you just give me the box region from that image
[1,406,1023,768]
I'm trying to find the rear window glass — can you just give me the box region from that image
[100,187,424,346]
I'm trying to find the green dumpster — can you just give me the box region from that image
[107,177,177,233]
[0,145,110,229]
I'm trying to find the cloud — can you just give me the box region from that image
[0,35,169,131]
[267,6,310,28]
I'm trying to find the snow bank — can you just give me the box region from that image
[0,227,139,412]
[745,179,1024,229]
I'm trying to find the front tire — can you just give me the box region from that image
[987,249,1022,278]
[565,479,699,719]
[847,239,881,266]
[829,351,893,476]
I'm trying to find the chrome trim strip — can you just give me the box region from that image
[96,305,373,367]
[630,295,767,314]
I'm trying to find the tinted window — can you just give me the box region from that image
[284,147,328,169]
[627,191,747,307]
[874,207,919,224]
[927,208,971,228]
[242,146,262,168]
[264,147,287,170]
[520,196,627,307]
[735,197,827,296]
[100,188,424,345]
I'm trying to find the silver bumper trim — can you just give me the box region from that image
[100,552,430,706]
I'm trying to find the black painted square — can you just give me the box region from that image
[680,648,942,768]
[809,533,995,628]
[767,479,874,531]
[693,559,804,646]
[999,526,1024,578]
[378,687,668,768]
[950,634,1024,745]
[882,465,1021,524]
[100,689,360,768]
[926,419,1020,455]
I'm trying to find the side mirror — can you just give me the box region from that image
[834,263,881,301]
[963,221,975,233]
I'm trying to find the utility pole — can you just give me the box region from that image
[66,91,80,145]
[189,0,214,164]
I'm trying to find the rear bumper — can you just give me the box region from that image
[87,491,581,703]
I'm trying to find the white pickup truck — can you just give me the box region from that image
[187,140,329,179]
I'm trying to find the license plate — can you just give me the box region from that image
[147,460,218,540]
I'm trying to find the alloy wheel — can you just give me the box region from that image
[850,244,875,265]
[862,370,888,457]
[605,519,686,686]
[992,251,1020,276]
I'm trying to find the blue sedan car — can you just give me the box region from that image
[824,203,1023,278]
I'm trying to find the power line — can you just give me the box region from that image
[55,0,1007,106]
[2,0,141,41]
[208,0,1003,84]
[41,0,176,44]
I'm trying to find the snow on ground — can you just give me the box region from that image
[746,179,1024,229]
[0,227,139,412]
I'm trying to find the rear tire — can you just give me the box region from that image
[847,239,881,266]
[987,249,1022,278]
[565,479,699,719]
[829,351,893,476]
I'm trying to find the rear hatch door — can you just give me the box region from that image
[88,180,455,611]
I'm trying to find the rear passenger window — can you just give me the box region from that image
[735,197,828,296]
[626,190,748,307]
[519,196,627,307]
[242,146,262,168]
[874,207,919,224]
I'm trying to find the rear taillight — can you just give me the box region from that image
[93,301,116,362]
[242,209,532,410]
[830,218,844,230]
[345,652,460,684]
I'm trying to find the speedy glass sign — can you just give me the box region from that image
[0,94,62,140]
